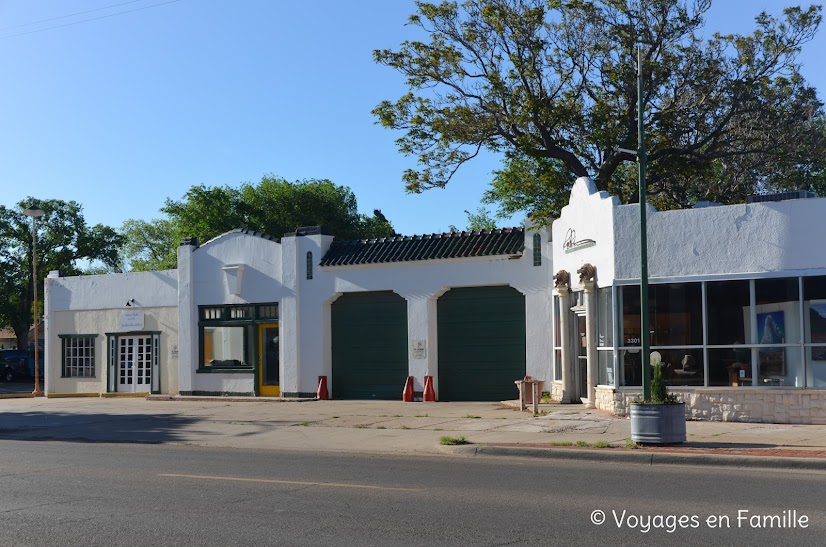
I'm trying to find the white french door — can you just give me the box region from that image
[117,335,153,393]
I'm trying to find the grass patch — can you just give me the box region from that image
[463,414,481,419]
[376,426,387,430]
[439,435,469,446]
[415,413,429,418]
[297,421,310,427]
[592,441,611,448]
[549,441,574,447]
[574,441,589,447]
[434,428,444,431]
[353,424,368,429]
[625,438,639,449]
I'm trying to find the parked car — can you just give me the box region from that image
[0,352,29,382]
[26,342,44,379]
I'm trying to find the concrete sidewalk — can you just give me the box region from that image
[1,396,826,469]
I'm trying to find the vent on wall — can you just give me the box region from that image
[747,190,816,203]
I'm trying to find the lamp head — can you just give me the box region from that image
[23,205,44,218]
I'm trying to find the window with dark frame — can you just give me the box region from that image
[307,251,314,280]
[533,233,542,266]
[199,303,279,370]
[60,335,97,377]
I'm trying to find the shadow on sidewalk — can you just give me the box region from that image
[0,411,202,445]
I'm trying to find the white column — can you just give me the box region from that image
[176,238,198,394]
[555,285,573,403]
[280,235,300,395]
[399,291,438,395]
[583,280,597,408]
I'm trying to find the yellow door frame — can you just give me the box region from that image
[258,323,280,396]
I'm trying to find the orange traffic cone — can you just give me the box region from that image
[317,375,329,400]
[402,376,414,402]
[423,375,436,402]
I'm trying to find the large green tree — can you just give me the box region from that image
[374,0,826,219]
[118,218,178,272]
[121,176,396,271]
[0,199,123,350]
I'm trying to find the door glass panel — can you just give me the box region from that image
[577,315,587,399]
[262,327,279,387]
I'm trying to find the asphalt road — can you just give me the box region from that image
[1,440,824,547]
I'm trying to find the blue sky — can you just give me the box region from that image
[1,0,824,237]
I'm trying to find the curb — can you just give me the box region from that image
[442,444,826,471]
[147,395,317,403]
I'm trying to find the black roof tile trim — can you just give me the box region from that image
[319,228,525,267]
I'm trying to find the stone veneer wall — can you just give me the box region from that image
[594,386,826,424]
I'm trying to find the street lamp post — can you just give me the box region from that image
[617,46,651,401]
[636,45,651,403]
[24,205,45,397]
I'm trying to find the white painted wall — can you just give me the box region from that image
[552,177,620,287]
[614,194,826,281]
[553,177,826,284]
[44,270,179,394]
[186,232,287,395]
[47,307,179,394]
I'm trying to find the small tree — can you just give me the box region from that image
[649,352,678,404]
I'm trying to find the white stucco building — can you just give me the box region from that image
[42,178,826,423]
[45,224,551,403]
[552,178,826,423]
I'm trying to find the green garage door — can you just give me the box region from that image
[332,291,408,399]
[438,286,526,401]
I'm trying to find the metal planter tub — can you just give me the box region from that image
[630,403,687,444]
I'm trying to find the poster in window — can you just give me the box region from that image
[759,350,785,377]
[757,311,785,346]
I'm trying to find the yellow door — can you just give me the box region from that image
[258,324,280,396]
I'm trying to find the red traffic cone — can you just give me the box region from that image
[402,376,414,402]
[317,375,329,400]
[423,375,436,402]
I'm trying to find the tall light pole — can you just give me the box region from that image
[24,205,45,397]
[636,45,650,402]
[617,46,650,401]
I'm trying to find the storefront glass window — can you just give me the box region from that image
[202,326,249,368]
[553,296,561,381]
[650,283,702,346]
[597,288,613,347]
[619,286,641,385]
[804,276,826,387]
[755,278,801,386]
[619,283,705,386]
[198,303,279,371]
[596,287,614,386]
[598,350,613,385]
[706,280,750,346]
